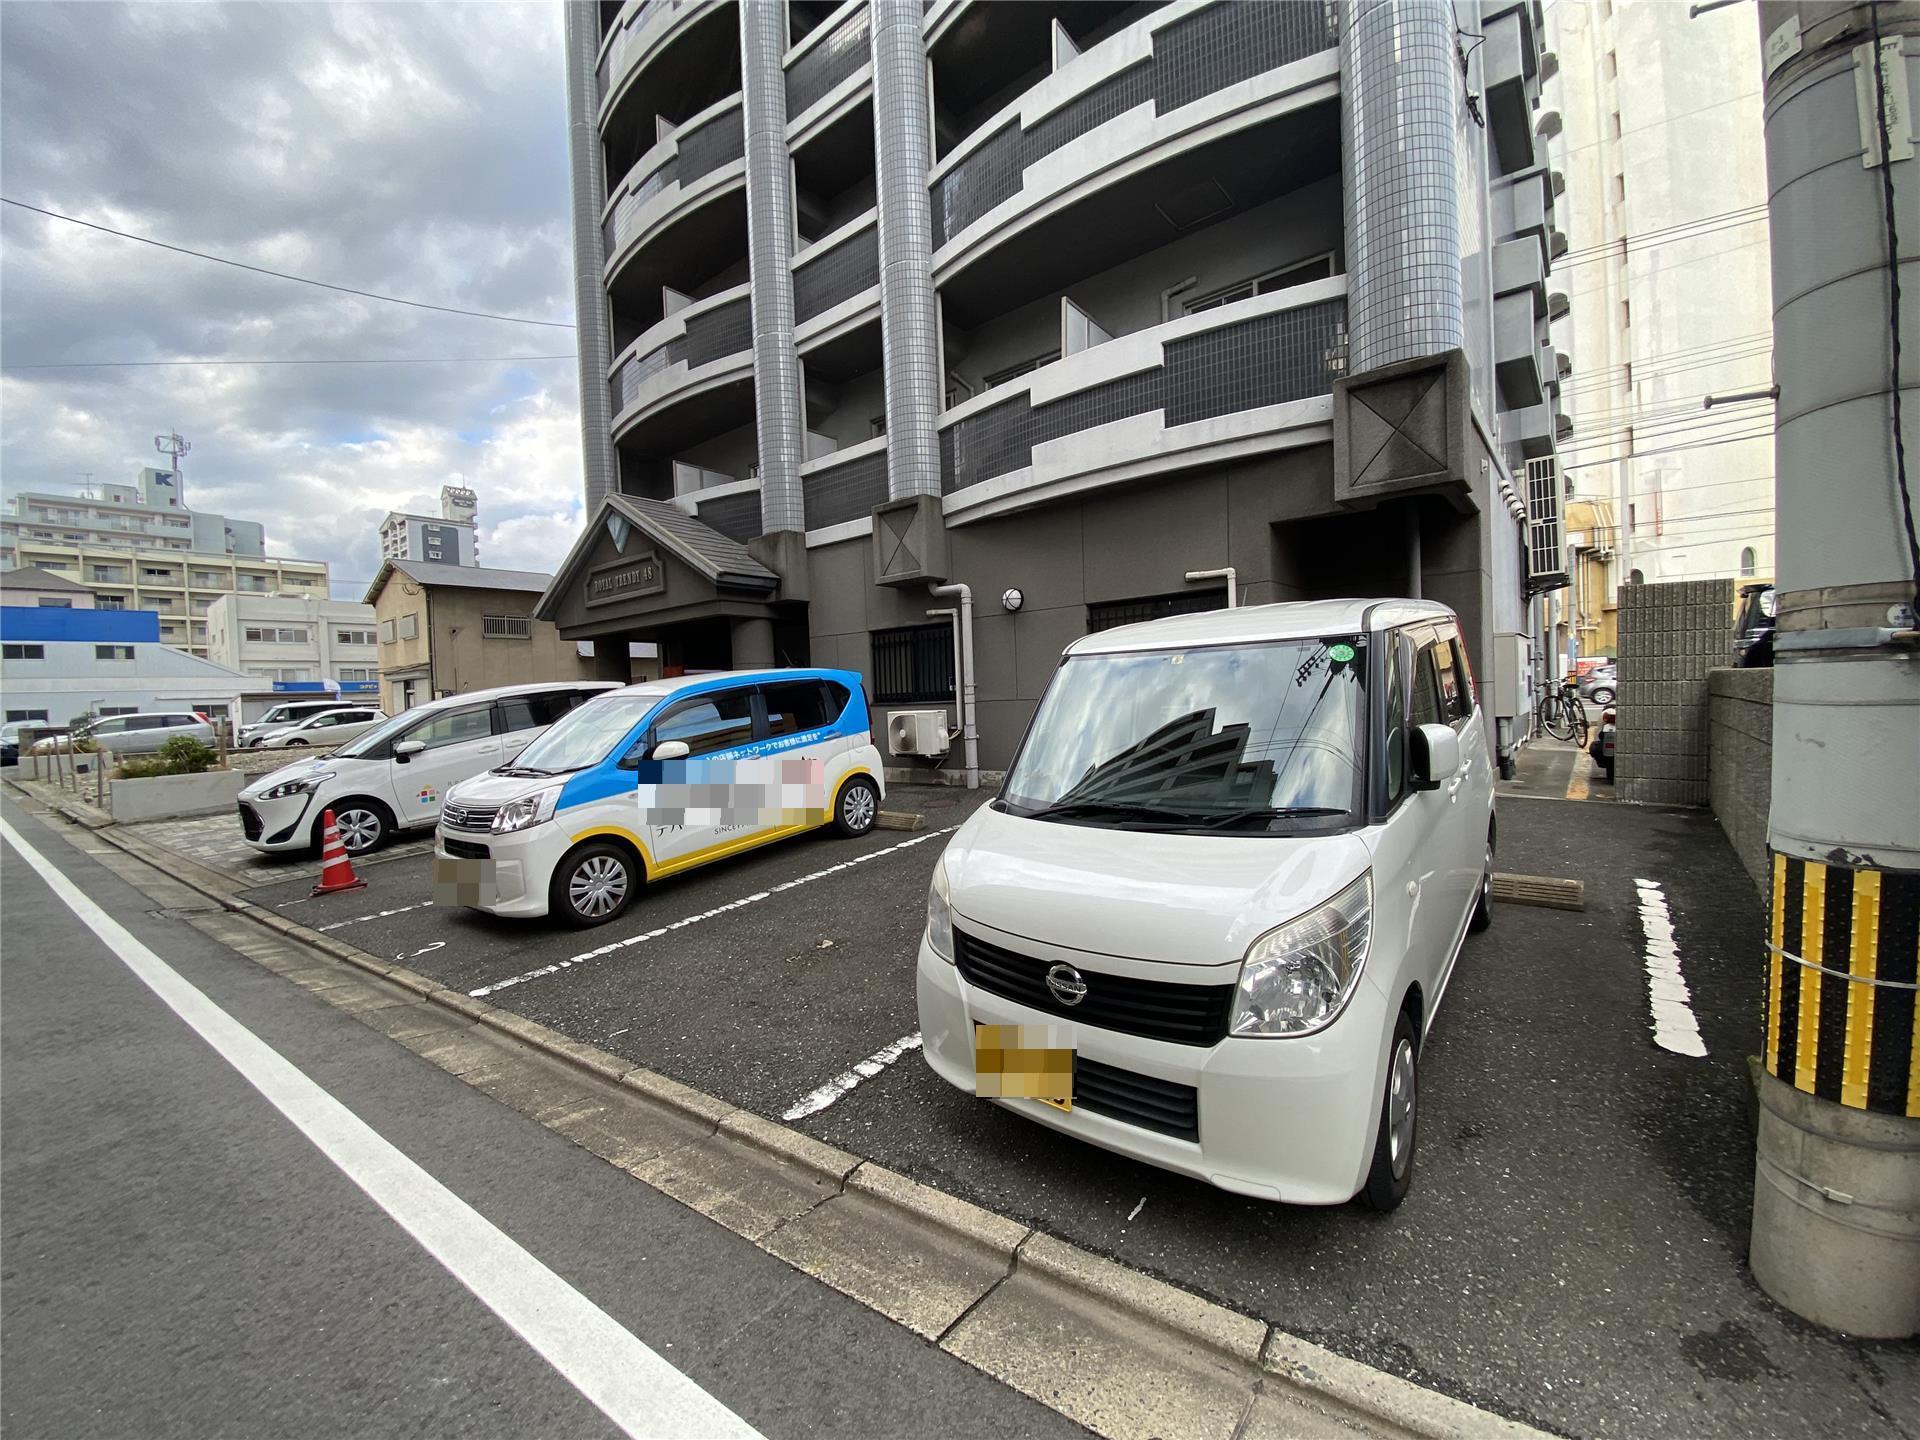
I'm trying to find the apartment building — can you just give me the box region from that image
[378,484,482,567]
[1540,0,1774,641]
[546,0,1568,769]
[204,594,382,696]
[1,465,330,657]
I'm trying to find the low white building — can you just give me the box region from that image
[0,605,254,729]
[204,594,381,694]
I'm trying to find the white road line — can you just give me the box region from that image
[781,1033,924,1120]
[0,817,764,1440]
[470,826,957,999]
[317,899,436,933]
[1633,877,1707,1058]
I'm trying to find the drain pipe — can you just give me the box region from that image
[926,605,961,761]
[1185,567,1238,607]
[928,582,979,789]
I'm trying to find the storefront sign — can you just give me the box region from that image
[587,552,664,606]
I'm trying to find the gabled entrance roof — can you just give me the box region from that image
[534,494,779,630]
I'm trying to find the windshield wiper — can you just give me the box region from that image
[1187,806,1347,829]
[494,765,554,778]
[1020,800,1196,825]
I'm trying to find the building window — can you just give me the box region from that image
[1608,111,1622,140]
[1612,174,1626,206]
[1183,254,1337,315]
[337,666,378,682]
[1628,568,1645,585]
[982,351,1062,390]
[243,626,310,644]
[336,628,377,646]
[94,645,136,661]
[1087,588,1229,633]
[97,595,126,611]
[2,644,46,660]
[871,624,956,703]
[36,598,73,608]
[397,613,419,640]
[6,709,50,723]
[482,614,532,639]
[1620,299,1631,330]
[379,619,396,644]
[1739,546,1758,578]
[97,706,138,717]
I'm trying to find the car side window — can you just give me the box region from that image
[1408,643,1443,730]
[653,688,756,757]
[497,692,576,733]
[762,681,832,739]
[1429,637,1468,731]
[1450,631,1477,713]
[405,705,492,751]
[1383,636,1409,806]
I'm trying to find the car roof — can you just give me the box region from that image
[407,680,622,714]
[595,667,859,704]
[1066,598,1458,655]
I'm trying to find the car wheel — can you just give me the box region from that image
[1359,1012,1419,1212]
[1601,758,1615,783]
[551,842,637,928]
[834,775,880,837]
[1469,833,1494,934]
[315,801,390,856]
[1590,686,1615,706]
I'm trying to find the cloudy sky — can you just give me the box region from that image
[0,1,585,600]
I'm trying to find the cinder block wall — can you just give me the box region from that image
[1708,667,1773,889]
[1615,579,1733,806]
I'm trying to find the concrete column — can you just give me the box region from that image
[1339,0,1463,374]
[741,2,808,535]
[1748,0,1920,1339]
[870,0,944,501]
[563,1,618,513]
[731,616,775,668]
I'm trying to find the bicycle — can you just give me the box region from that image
[1535,679,1589,747]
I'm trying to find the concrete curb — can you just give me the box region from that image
[42,793,1553,1440]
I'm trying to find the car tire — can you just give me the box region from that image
[1601,758,1615,784]
[314,801,391,857]
[833,775,880,837]
[286,738,309,747]
[1469,832,1494,934]
[1590,686,1615,706]
[1359,1011,1419,1212]
[551,842,638,928]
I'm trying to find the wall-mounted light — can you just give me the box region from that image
[1001,588,1024,613]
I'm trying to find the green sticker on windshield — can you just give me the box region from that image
[1328,642,1356,664]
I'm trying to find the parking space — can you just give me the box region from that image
[232,787,1913,1439]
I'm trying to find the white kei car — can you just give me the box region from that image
[916,599,1495,1211]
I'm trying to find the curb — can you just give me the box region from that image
[41,795,1553,1440]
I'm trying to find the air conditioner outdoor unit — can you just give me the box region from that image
[887,709,950,758]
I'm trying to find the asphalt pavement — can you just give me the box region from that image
[228,780,1920,1440]
[0,790,1087,1440]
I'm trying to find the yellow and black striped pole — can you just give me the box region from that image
[1765,853,1920,1118]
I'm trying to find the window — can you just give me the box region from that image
[1608,111,1622,140]
[337,666,377,682]
[1620,299,1631,330]
[1604,48,1617,79]
[1629,568,1646,585]
[37,598,73,608]
[244,626,309,644]
[1612,174,1626,206]
[763,681,840,737]
[982,351,1061,390]
[1408,644,1442,730]
[337,628,378,646]
[397,613,419,641]
[1087,589,1228,633]
[871,624,956,703]
[653,689,756,756]
[403,705,493,751]
[4,642,48,659]
[1739,546,1758,578]
[94,645,136,661]
[496,690,592,733]
[379,619,396,644]
[142,567,174,579]
[483,614,532,639]
[1428,636,1471,729]
[1183,255,1337,315]
[1383,637,1409,806]
[6,709,50,723]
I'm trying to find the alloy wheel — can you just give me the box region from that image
[843,782,877,832]
[569,854,628,918]
[1387,1038,1417,1181]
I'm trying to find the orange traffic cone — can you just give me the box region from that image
[310,808,367,896]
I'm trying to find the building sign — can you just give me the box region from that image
[587,551,664,606]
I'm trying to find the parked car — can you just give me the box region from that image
[1578,663,1617,706]
[1734,582,1777,667]
[1589,705,1617,783]
[0,722,24,766]
[241,699,367,747]
[33,712,215,756]
[254,706,388,749]
[434,669,885,928]
[916,599,1495,1212]
[235,682,618,856]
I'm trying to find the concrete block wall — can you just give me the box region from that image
[1614,578,1732,806]
[1707,667,1773,890]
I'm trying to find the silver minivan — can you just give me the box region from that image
[59,711,215,756]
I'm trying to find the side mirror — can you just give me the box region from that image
[393,739,425,762]
[1408,723,1461,791]
[651,739,691,762]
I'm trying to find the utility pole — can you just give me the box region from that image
[1747,0,1918,1339]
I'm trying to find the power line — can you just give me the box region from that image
[0,198,576,330]
[1550,235,1771,311]
[1552,207,1769,268]
[1544,88,1763,168]
[2,355,576,371]
[1562,425,1776,473]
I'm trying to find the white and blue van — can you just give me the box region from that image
[433,668,887,927]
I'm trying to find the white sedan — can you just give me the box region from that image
[254,706,388,749]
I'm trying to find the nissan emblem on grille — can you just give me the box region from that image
[1045,963,1088,1007]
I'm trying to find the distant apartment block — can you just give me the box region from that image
[378,484,481,566]
[204,593,382,696]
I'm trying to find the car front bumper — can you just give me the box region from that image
[237,792,318,850]
[915,932,1393,1206]
[433,821,575,919]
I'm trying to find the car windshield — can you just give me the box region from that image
[332,709,417,759]
[1001,637,1368,831]
[502,694,658,774]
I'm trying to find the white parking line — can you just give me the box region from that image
[1633,878,1707,1058]
[782,1033,923,1120]
[468,827,957,999]
[317,900,436,933]
[0,816,763,1440]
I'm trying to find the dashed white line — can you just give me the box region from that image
[468,826,957,999]
[318,899,436,932]
[782,1033,924,1120]
[1633,878,1707,1058]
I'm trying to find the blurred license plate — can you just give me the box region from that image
[975,1024,1073,1111]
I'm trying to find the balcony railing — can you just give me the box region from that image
[786,2,870,121]
[596,0,697,105]
[803,444,890,531]
[940,292,1347,494]
[609,290,753,418]
[603,101,745,259]
[793,218,878,325]
[930,1,1339,248]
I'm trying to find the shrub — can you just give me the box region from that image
[117,736,217,779]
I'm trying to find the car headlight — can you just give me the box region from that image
[260,771,334,801]
[926,861,955,963]
[1231,873,1373,1037]
[491,786,561,833]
